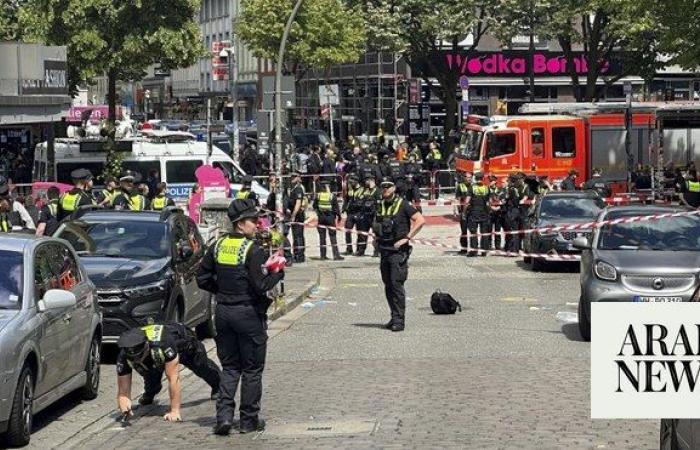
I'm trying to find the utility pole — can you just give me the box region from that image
[528,0,535,103]
[223,37,239,163]
[624,81,633,189]
[274,0,303,215]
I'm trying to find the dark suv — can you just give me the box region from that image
[55,209,214,342]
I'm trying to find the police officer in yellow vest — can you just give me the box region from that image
[464,172,493,257]
[196,199,284,435]
[374,177,425,332]
[150,182,175,211]
[113,171,148,211]
[0,199,24,233]
[57,169,96,221]
[313,180,344,260]
[343,173,364,255]
[95,177,118,208]
[681,169,700,209]
[235,175,259,206]
[36,186,60,236]
[116,323,221,422]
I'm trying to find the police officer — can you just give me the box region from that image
[455,173,471,252]
[425,142,443,199]
[343,174,364,255]
[286,172,306,263]
[388,157,406,195]
[537,175,552,197]
[0,176,34,230]
[503,175,523,254]
[57,169,96,220]
[95,177,118,208]
[0,198,24,232]
[150,182,175,211]
[313,180,344,260]
[465,173,492,256]
[680,169,700,209]
[116,323,221,422]
[36,186,60,236]
[196,199,285,435]
[374,178,425,331]
[582,168,612,198]
[357,174,381,257]
[403,154,423,210]
[489,175,506,250]
[113,171,145,210]
[236,175,260,205]
[561,169,578,191]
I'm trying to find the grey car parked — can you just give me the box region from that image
[0,234,102,447]
[574,205,700,341]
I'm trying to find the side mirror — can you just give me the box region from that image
[572,236,591,250]
[179,242,194,260]
[38,289,77,312]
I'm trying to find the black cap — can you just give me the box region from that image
[71,168,93,181]
[120,171,135,182]
[380,177,395,187]
[474,172,484,180]
[117,328,147,350]
[227,198,259,223]
[364,173,376,181]
[242,175,253,185]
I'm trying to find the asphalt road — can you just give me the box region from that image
[23,209,659,449]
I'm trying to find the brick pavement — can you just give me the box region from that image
[54,237,659,449]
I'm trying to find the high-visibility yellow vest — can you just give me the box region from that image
[317,192,333,211]
[236,190,251,200]
[47,201,58,217]
[0,215,9,232]
[152,196,167,211]
[129,195,146,211]
[102,189,117,205]
[472,185,489,196]
[60,192,81,212]
[688,180,700,193]
[378,197,402,217]
[431,148,442,160]
[215,236,253,266]
[141,324,163,342]
[457,183,469,194]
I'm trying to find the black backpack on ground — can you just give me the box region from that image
[430,290,462,314]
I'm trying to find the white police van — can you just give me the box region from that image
[34,131,268,203]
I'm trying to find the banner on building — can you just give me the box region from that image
[426,51,625,78]
[21,60,68,95]
[591,302,700,419]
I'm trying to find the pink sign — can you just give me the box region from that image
[443,51,616,77]
[66,105,123,122]
[189,165,230,223]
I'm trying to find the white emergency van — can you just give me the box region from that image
[34,131,269,203]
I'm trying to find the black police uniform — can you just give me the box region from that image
[402,163,422,209]
[343,182,364,254]
[582,176,611,198]
[503,184,525,252]
[235,189,259,205]
[388,160,405,194]
[466,184,492,255]
[313,188,343,260]
[682,179,700,208]
[490,185,506,250]
[357,183,381,256]
[37,200,60,236]
[561,175,577,191]
[455,180,470,250]
[0,210,23,233]
[116,324,221,401]
[196,208,284,432]
[287,182,306,262]
[375,194,418,328]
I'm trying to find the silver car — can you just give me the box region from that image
[0,234,102,447]
[574,205,700,341]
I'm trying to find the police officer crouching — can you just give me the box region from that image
[116,323,221,422]
[313,180,344,260]
[196,199,285,435]
[374,177,425,331]
[58,169,96,220]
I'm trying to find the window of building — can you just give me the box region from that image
[552,127,576,158]
[205,35,210,52]
[531,127,545,157]
[486,132,517,159]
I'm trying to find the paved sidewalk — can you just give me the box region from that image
[26,265,319,450]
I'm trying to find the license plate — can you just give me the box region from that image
[634,296,683,303]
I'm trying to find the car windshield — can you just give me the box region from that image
[62,221,169,259]
[459,129,483,161]
[539,197,606,220]
[0,251,23,309]
[598,214,700,251]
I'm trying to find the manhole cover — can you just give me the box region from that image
[259,419,378,439]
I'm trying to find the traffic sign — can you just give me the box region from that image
[318,84,340,106]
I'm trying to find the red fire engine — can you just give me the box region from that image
[455,102,700,192]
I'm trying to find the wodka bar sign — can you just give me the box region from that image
[437,51,623,77]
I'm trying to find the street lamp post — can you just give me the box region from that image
[220,43,239,162]
[274,0,303,215]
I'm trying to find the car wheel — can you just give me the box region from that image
[80,335,101,400]
[578,296,591,342]
[196,293,217,339]
[5,365,34,447]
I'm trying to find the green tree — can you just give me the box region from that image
[0,0,21,40]
[656,0,700,71]
[20,0,204,178]
[238,0,366,75]
[502,0,659,101]
[363,0,513,141]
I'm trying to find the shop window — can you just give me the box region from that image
[531,127,545,157]
[552,127,576,158]
[486,133,517,159]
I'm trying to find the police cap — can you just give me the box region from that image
[380,177,395,188]
[474,172,484,181]
[242,175,254,185]
[117,327,147,350]
[119,171,135,182]
[364,173,376,182]
[71,168,93,181]
[227,198,259,223]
